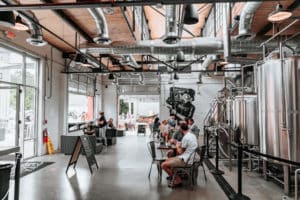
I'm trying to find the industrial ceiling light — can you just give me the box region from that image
[0,11,15,27]
[268,4,292,22]
[168,74,174,84]
[183,4,199,25]
[74,53,84,64]
[173,72,179,80]
[13,15,29,31]
[108,73,114,80]
[176,51,185,62]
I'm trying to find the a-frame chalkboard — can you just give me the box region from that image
[66,135,99,174]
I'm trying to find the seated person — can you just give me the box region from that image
[167,121,185,157]
[159,120,169,142]
[161,123,198,187]
[152,117,161,137]
[84,122,95,135]
[107,118,115,129]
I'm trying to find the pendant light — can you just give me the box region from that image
[268,4,292,22]
[183,4,199,25]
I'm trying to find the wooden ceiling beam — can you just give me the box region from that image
[41,0,94,43]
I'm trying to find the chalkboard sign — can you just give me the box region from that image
[137,124,146,135]
[66,135,99,174]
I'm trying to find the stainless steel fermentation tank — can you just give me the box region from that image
[258,56,300,162]
[227,95,259,146]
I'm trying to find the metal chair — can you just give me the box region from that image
[147,141,166,182]
[170,145,207,189]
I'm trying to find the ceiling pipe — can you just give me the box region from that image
[82,36,300,56]
[120,55,141,69]
[83,37,223,55]
[236,2,263,41]
[87,7,111,44]
[202,55,217,69]
[163,5,180,44]
[2,0,47,46]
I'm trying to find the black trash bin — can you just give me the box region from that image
[0,164,13,200]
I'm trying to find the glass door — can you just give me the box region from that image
[0,84,20,147]
[22,87,37,158]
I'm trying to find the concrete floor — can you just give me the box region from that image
[5,135,291,200]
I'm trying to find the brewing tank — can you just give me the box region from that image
[258,56,300,162]
[232,95,259,145]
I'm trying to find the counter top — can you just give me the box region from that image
[0,146,20,156]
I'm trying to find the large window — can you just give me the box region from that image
[68,73,96,123]
[0,45,39,158]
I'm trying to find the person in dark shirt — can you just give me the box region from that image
[98,112,107,128]
[107,118,115,129]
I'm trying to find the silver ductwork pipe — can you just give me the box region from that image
[84,37,223,55]
[121,55,141,69]
[163,5,179,44]
[88,8,111,44]
[2,0,47,46]
[82,36,300,56]
[202,55,217,69]
[236,2,263,41]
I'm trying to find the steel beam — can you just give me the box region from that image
[0,1,276,11]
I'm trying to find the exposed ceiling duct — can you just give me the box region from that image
[2,0,47,46]
[87,7,111,44]
[163,5,179,44]
[120,55,141,69]
[202,55,218,69]
[84,37,223,55]
[83,36,300,56]
[236,2,263,41]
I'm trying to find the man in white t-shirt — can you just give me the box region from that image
[161,123,198,187]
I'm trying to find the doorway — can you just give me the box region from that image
[118,95,160,135]
[0,46,39,159]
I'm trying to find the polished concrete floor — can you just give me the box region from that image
[6,135,291,200]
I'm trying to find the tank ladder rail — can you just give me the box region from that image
[295,169,300,200]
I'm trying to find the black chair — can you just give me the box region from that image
[147,141,166,182]
[170,145,207,189]
[192,145,207,184]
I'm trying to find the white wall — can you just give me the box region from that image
[0,30,67,155]
[160,74,223,133]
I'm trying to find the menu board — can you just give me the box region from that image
[66,135,99,174]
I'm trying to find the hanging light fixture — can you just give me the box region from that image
[0,11,15,27]
[183,4,199,25]
[13,15,29,31]
[108,73,114,80]
[268,4,292,22]
[173,72,179,80]
[74,53,84,64]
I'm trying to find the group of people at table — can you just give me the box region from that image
[152,115,200,187]
[83,112,116,144]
